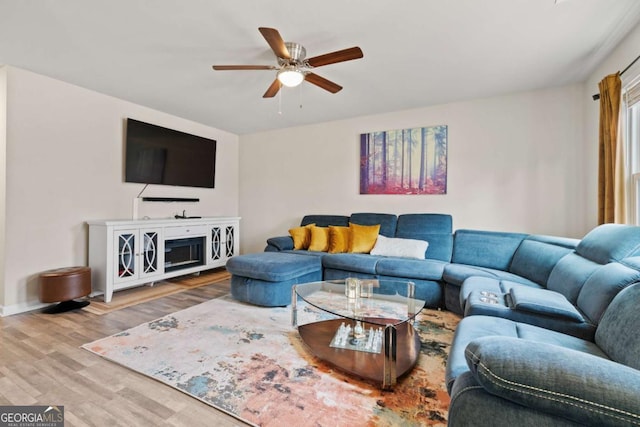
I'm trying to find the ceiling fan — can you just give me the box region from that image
[212,27,363,98]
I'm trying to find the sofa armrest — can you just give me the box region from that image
[464,336,640,426]
[508,287,585,322]
[449,371,579,427]
[265,236,294,252]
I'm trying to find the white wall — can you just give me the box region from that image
[0,66,6,308]
[239,84,587,254]
[584,22,640,225]
[2,66,239,314]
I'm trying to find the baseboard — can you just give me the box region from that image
[1,300,50,317]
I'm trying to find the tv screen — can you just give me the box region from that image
[125,118,216,188]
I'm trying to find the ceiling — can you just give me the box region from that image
[1,0,639,135]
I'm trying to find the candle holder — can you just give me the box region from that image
[345,277,361,301]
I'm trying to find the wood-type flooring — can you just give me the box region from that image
[0,277,249,426]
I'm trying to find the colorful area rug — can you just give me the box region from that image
[82,296,460,426]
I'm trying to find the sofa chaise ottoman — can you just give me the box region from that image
[226,252,322,306]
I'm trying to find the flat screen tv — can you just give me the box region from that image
[124,118,216,188]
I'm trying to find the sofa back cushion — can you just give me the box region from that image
[576,223,640,264]
[546,253,600,303]
[451,229,527,271]
[509,235,577,286]
[301,215,349,228]
[349,213,397,237]
[576,261,640,325]
[395,214,453,261]
[623,256,640,271]
[595,282,640,370]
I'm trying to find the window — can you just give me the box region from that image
[623,69,640,224]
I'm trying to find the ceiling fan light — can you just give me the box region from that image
[277,67,304,87]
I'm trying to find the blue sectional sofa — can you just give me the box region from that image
[446,281,640,426]
[250,213,640,313]
[226,212,640,425]
[258,213,453,307]
[442,230,580,314]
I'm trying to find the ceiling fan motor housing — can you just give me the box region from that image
[284,42,306,62]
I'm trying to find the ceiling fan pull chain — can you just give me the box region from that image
[278,87,283,115]
[299,84,303,109]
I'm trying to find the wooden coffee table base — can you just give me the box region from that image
[297,318,421,389]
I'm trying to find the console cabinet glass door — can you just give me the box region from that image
[139,228,163,279]
[114,228,163,284]
[209,223,237,265]
[225,225,236,258]
[210,225,222,263]
[114,230,138,283]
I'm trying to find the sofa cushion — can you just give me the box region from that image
[622,256,640,270]
[377,275,443,308]
[463,285,595,340]
[447,371,580,427]
[301,214,350,227]
[349,213,397,237]
[375,257,447,281]
[509,236,575,286]
[443,263,538,287]
[508,287,584,322]
[321,253,381,275]
[445,315,607,394]
[281,250,325,257]
[576,262,640,325]
[370,235,429,259]
[265,235,294,251]
[576,223,640,264]
[451,229,527,271]
[546,253,600,303]
[396,214,453,261]
[226,252,321,282]
[595,283,640,370]
[230,270,322,307]
[464,336,640,427]
[459,276,542,311]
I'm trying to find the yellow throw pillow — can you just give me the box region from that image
[348,223,381,253]
[288,223,315,250]
[328,226,351,253]
[308,226,330,252]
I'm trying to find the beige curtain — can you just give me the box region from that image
[598,73,625,224]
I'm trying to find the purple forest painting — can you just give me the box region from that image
[360,125,448,195]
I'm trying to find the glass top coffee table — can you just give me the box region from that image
[292,279,425,389]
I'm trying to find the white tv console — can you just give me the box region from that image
[88,217,240,302]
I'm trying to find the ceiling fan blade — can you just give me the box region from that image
[212,65,277,71]
[263,79,281,98]
[258,27,290,59]
[304,73,342,93]
[306,47,363,68]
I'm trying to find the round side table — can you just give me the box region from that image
[38,266,91,314]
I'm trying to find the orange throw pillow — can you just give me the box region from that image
[348,223,381,253]
[328,226,351,253]
[308,226,330,252]
[288,223,315,250]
